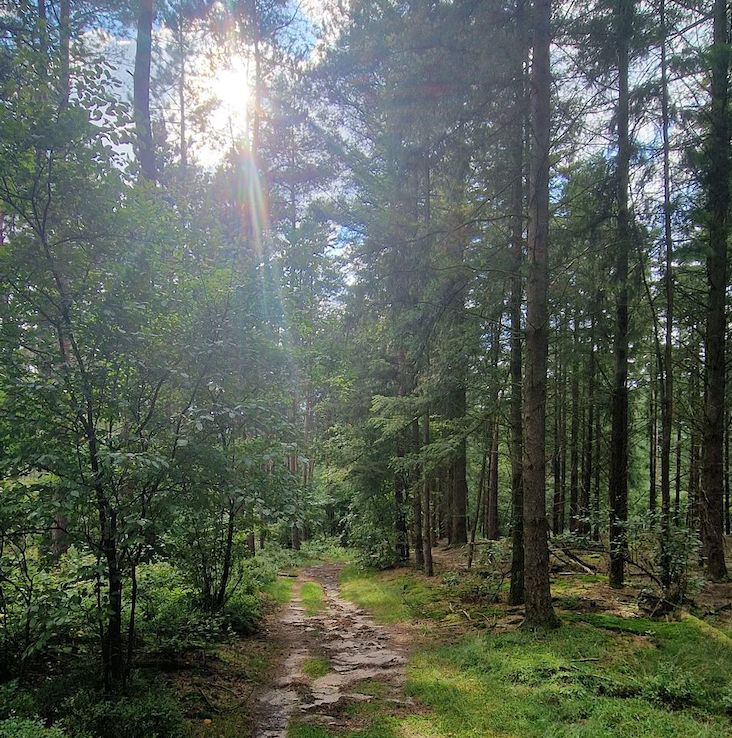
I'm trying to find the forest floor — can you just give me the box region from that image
[182,540,732,738]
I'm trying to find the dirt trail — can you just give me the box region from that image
[254,564,408,737]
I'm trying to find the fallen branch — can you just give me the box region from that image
[559,547,597,574]
[624,557,664,589]
[197,686,215,710]
[549,546,597,575]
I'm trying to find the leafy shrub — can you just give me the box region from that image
[61,685,187,738]
[721,685,732,716]
[135,562,225,652]
[642,665,702,709]
[223,589,262,634]
[0,540,100,675]
[0,682,37,721]
[346,490,399,570]
[300,537,350,562]
[441,572,459,587]
[0,718,69,738]
[237,553,279,591]
[450,572,503,604]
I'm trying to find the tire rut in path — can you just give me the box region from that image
[254,564,408,737]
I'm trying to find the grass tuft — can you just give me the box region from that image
[265,577,295,605]
[302,657,331,679]
[300,581,325,615]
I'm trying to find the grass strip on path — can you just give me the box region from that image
[300,581,325,616]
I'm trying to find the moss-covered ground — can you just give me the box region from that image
[288,560,732,738]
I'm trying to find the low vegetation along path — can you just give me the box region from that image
[254,564,408,737]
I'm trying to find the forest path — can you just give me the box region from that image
[253,563,409,737]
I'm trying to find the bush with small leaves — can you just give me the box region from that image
[223,589,262,634]
[642,665,703,709]
[0,718,69,738]
[61,684,187,738]
[0,682,37,722]
[135,562,226,652]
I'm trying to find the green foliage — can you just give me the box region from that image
[299,537,352,563]
[346,487,398,570]
[61,685,187,738]
[641,665,701,709]
[0,540,101,676]
[402,624,731,738]
[0,718,69,738]
[135,563,225,652]
[222,589,263,635]
[264,577,295,605]
[0,682,37,722]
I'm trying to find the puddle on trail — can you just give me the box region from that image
[254,566,407,737]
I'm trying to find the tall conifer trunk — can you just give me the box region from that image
[700,0,730,581]
[134,0,156,181]
[569,318,580,533]
[422,411,434,576]
[523,0,556,628]
[581,313,595,538]
[509,0,526,604]
[608,0,633,589]
[658,0,674,587]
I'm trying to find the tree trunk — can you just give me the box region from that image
[659,0,674,587]
[725,409,730,535]
[552,336,562,534]
[675,422,682,523]
[581,316,595,538]
[87,418,123,689]
[134,0,156,181]
[593,393,602,542]
[689,422,699,532]
[412,418,424,569]
[422,411,434,576]
[649,378,657,516]
[468,432,490,571]
[47,0,72,559]
[451,439,468,545]
[608,0,633,589]
[395,449,410,562]
[508,0,526,606]
[559,326,567,533]
[487,419,500,539]
[569,318,580,533]
[215,500,237,608]
[105,538,123,687]
[700,0,730,581]
[522,0,556,628]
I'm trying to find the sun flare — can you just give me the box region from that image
[210,55,251,141]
